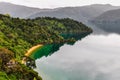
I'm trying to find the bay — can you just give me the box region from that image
[35,33,120,80]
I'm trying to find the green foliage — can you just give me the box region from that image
[0,48,14,66]
[0,14,92,80]
[0,14,92,60]
[0,71,9,80]
[0,48,42,80]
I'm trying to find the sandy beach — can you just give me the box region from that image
[25,44,43,57]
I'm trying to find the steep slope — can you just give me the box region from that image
[29,4,120,23]
[0,15,92,58]
[90,9,120,33]
[0,14,92,80]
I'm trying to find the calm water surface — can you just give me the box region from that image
[35,33,120,80]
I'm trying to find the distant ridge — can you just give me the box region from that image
[0,2,49,18]
[0,2,120,21]
[1,2,120,34]
[29,4,120,23]
[91,9,120,21]
[90,9,120,33]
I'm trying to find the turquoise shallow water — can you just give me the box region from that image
[30,33,89,60]
[30,44,64,59]
[34,34,120,80]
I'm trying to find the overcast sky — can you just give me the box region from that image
[0,0,120,8]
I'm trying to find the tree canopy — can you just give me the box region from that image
[0,14,92,80]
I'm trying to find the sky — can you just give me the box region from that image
[0,0,120,8]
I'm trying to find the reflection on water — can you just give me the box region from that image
[30,33,90,59]
[35,33,120,80]
[61,33,90,40]
[30,44,64,59]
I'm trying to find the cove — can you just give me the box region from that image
[30,33,90,60]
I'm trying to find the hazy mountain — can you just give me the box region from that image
[0,2,49,18]
[0,2,119,22]
[90,9,120,33]
[91,9,120,21]
[1,2,120,34]
[29,4,120,24]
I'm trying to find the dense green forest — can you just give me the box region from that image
[0,14,92,80]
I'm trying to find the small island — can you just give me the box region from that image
[0,14,92,80]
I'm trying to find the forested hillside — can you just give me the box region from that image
[0,14,92,80]
[0,14,92,59]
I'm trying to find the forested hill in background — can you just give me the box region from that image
[90,9,120,34]
[0,14,92,80]
[29,4,120,23]
[0,2,49,18]
[0,2,120,23]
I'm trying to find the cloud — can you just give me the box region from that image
[36,34,120,80]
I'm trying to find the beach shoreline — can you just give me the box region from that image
[25,44,43,57]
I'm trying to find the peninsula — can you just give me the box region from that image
[0,14,92,80]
